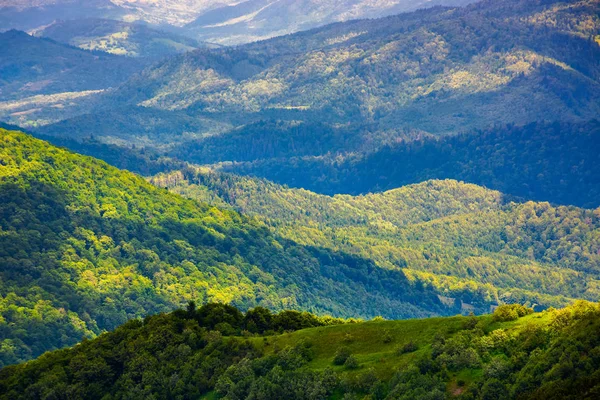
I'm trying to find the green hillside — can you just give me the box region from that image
[1,301,599,399]
[152,166,600,311]
[0,128,454,367]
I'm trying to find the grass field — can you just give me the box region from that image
[248,311,551,386]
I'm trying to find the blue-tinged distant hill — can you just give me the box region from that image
[34,18,207,59]
[0,30,143,101]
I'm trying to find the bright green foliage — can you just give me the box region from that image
[2,301,600,399]
[0,129,449,366]
[154,165,600,312]
[492,304,533,322]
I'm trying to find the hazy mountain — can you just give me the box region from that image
[108,0,600,136]
[0,30,142,101]
[110,0,241,26]
[0,0,125,32]
[34,18,206,58]
[1,0,473,40]
[185,0,478,45]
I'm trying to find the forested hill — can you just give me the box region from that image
[2,301,600,399]
[107,0,600,135]
[213,120,600,208]
[0,128,454,367]
[34,18,205,59]
[153,167,600,316]
[0,30,142,101]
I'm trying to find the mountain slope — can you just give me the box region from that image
[34,18,205,59]
[109,0,600,135]
[0,1,237,30]
[0,30,142,101]
[2,301,600,399]
[34,105,231,147]
[185,0,477,45]
[1,0,474,41]
[0,128,453,366]
[152,167,600,310]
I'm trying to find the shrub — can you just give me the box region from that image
[334,347,352,365]
[344,355,360,369]
[493,304,532,322]
[383,330,393,344]
[397,341,418,355]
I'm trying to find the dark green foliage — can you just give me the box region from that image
[344,355,360,370]
[399,341,418,354]
[218,120,600,208]
[214,344,337,400]
[334,347,352,365]
[34,131,187,176]
[2,302,600,399]
[383,330,393,344]
[170,120,379,164]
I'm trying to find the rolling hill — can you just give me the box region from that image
[0,30,142,101]
[210,120,600,208]
[0,128,457,366]
[1,301,599,399]
[152,166,600,312]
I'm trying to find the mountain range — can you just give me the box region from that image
[0,0,600,395]
[183,0,478,45]
[16,0,597,144]
[0,0,478,44]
